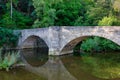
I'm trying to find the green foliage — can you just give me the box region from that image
[98,16,117,26]
[0,49,20,71]
[85,0,113,26]
[32,0,120,26]
[32,0,57,27]
[80,37,101,52]
[100,38,120,51]
[1,0,120,27]
[0,27,19,47]
[80,37,120,52]
[113,0,120,12]
[0,10,33,29]
[32,0,93,27]
[0,12,16,29]
[0,0,34,29]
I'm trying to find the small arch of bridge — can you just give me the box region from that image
[20,35,49,66]
[21,35,49,49]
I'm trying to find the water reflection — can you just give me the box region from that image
[25,55,120,80]
[24,56,77,80]
[0,48,120,80]
[61,55,104,80]
[61,55,120,80]
[21,48,48,66]
[22,48,120,80]
[20,48,77,80]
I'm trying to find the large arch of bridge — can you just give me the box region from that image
[60,35,120,55]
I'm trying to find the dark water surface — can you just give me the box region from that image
[0,48,120,80]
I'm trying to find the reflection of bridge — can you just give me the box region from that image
[18,26,120,55]
[23,57,77,80]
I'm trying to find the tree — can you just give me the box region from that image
[0,27,19,47]
[32,0,93,27]
[85,0,113,26]
[113,0,120,12]
[0,0,34,29]
[98,16,117,26]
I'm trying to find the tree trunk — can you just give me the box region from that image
[11,0,13,19]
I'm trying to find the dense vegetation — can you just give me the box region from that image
[0,27,19,48]
[0,49,20,71]
[0,0,120,28]
[0,0,34,29]
[0,27,20,71]
[80,37,120,53]
[32,0,120,27]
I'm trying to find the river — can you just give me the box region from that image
[0,48,120,80]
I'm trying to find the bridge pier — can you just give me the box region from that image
[49,49,60,56]
[49,49,73,56]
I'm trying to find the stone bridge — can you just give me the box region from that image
[18,26,120,55]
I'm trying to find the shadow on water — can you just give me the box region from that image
[20,48,48,67]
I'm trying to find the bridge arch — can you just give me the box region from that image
[20,35,49,49]
[21,35,48,49]
[20,35,49,66]
[60,35,120,55]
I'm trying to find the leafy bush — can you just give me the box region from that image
[0,27,19,47]
[0,10,33,29]
[80,37,120,52]
[0,49,20,71]
[98,16,117,26]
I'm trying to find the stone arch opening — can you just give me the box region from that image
[60,36,120,55]
[20,35,48,66]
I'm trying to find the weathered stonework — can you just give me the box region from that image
[18,26,120,55]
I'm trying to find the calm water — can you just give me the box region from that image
[0,48,120,80]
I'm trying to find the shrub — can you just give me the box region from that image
[0,27,19,48]
[0,49,20,71]
[80,37,120,52]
